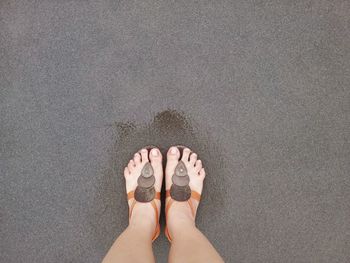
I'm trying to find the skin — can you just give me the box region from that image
[102,147,224,263]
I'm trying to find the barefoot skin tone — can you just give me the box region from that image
[166,146,224,263]
[102,148,163,263]
[102,146,224,263]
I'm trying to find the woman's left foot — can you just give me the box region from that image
[124,147,163,237]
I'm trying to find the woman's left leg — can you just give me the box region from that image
[102,148,163,263]
[102,206,156,263]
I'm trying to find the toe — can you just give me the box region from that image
[150,148,163,191]
[133,153,141,164]
[167,146,180,161]
[195,160,202,171]
[166,146,180,191]
[189,153,197,165]
[181,148,191,162]
[198,168,206,179]
[128,160,135,171]
[149,148,162,163]
[124,167,130,177]
[140,148,149,163]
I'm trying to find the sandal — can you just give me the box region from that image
[165,146,202,242]
[126,147,161,241]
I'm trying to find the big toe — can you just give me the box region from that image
[166,146,181,189]
[149,148,163,189]
[149,148,162,163]
[167,146,180,162]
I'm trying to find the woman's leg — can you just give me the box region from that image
[167,203,224,263]
[166,147,224,263]
[102,148,163,263]
[102,209,155,263]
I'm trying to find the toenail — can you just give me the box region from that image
[151,149,158,156]
[171,147,177,154]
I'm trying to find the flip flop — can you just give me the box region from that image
[127,146,161,241]
[165,146,202,242]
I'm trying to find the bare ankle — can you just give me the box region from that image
[129,206,156,231]
[167,212,196,239]
[166,199,198,236]
[128,217,155,240]
[167,219,197,241]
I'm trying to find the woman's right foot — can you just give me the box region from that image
[165,146,206,237]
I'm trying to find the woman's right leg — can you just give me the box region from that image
[167,203,224,263]
[166,147,224,263]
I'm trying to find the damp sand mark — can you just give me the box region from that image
[116,110,224,217]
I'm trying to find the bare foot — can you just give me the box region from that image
[124,147,163,239]
[165,146,206,237]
